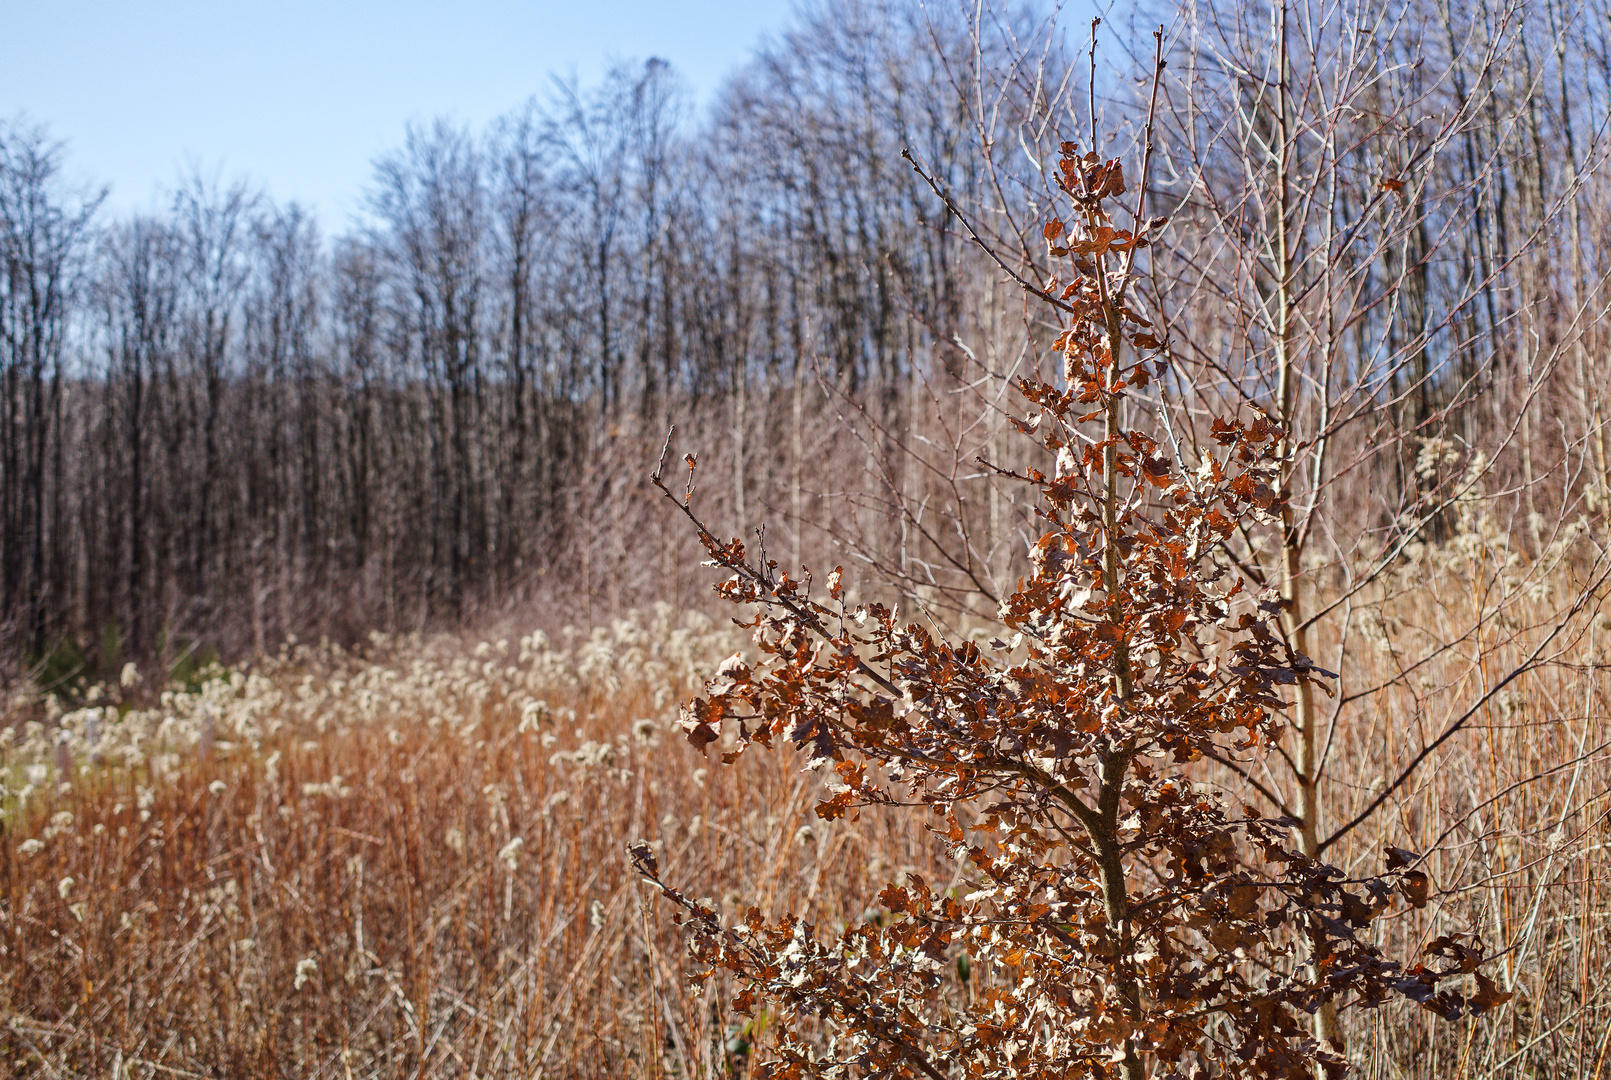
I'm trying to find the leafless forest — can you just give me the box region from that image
[0,0,1605,667]
[6,0,1611,1076]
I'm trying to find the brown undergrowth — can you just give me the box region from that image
[2,567,1609,1077]
[0,609,950,1078]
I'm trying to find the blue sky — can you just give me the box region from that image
[2,0,796,225]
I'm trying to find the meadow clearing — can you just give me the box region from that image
[3,491,1609,1078]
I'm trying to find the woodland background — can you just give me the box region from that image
[1,0,1604,674]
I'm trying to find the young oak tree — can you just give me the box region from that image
[634,108,1506,1080]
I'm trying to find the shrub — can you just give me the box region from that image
[634,136,1506,1079]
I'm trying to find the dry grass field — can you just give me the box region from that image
[0,608,951,1078]
[3,513,1610,1079]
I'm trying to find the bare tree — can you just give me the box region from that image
[0,117,102,656]
[172,172,256,612]
[370,121,488,618]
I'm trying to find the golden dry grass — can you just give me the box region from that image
[0,609,950,1078]
[1299,520,1611,1078]
[2,519,1610,1079]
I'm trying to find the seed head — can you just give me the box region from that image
[498,835,524,872]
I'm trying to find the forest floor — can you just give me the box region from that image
[1,582,1608,1078]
